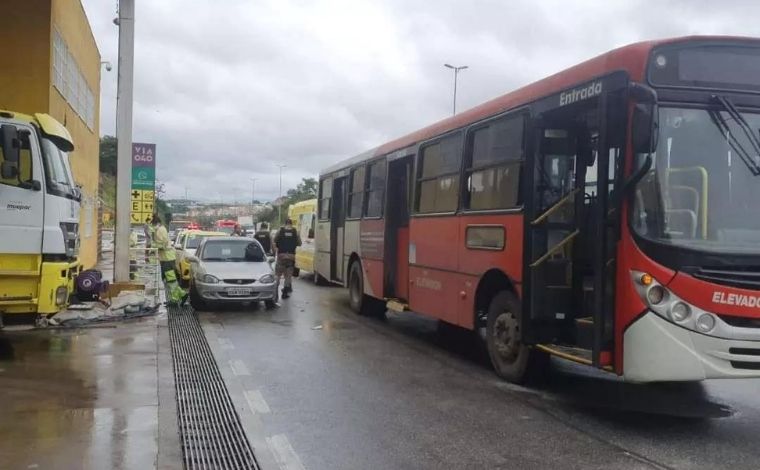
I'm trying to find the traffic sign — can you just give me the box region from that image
[130,143,157,224]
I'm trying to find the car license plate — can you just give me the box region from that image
[227,287,252,296]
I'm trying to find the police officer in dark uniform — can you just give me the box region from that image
[254,222,273,255]
[274,218,301,299]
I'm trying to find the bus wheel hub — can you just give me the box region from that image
[493,312,519,361]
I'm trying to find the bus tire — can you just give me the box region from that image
[486,290,546,384]
[348,261,386,317]
[189,284,207,311]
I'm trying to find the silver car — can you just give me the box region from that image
[187,237,278,309]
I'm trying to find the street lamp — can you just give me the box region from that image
[444,63,468,115]
[250,177,258,206]
[276,164,286,226]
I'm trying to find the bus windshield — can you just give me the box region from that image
[633,105,760,253]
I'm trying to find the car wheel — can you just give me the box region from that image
[485,291,547,384]
[189,283,207,311]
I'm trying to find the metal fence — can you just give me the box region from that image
[129,246,162,306]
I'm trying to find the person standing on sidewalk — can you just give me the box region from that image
[232,224,244,236]
[152,214,187,304]
[274,218,301,299]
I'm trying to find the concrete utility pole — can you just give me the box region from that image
[444,63,468,115]
[250,177,257,206]
[114,0,135,282]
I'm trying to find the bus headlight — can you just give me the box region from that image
[696,314,716,333]
[670,302,691,322]
[647,285,666,305]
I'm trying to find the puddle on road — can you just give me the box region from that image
[311,320,356,332]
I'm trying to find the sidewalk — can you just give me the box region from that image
[0,253,181,469]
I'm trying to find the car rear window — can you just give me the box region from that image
[201,240,265,262]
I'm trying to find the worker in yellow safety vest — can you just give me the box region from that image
[152,214,187,305]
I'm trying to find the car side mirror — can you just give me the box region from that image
[174,243,182,250]
[186,254,199,264]
[267,256,275,264]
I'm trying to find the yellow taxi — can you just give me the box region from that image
[174,230,228,286]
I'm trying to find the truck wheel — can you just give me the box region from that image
[348,262,386,317]
[189,284,207,311]
[486,291,546,384]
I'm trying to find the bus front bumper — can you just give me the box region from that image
[624,311,760,382]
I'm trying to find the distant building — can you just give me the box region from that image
[0,0,101,268]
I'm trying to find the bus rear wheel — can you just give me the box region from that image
[486,291,546,383]
[348,261,385,317]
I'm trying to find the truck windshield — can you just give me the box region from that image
[633,106,760,253]
[41,137,73,190]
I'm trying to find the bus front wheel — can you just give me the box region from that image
[486,291,546,383]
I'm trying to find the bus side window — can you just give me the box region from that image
[309,214,315,238]
[319,177,332,220]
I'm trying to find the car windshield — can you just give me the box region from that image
[633,105,760,253]
[201,240,265,262]
[187,235,206,249]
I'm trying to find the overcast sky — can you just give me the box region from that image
[81,0,757,202]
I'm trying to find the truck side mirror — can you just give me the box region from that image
[1,161,18,179]
[1,125,20,165]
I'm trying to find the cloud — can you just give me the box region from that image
[82,0,760,201]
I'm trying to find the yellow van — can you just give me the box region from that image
[288,199,317,276]
[174,230,228,285]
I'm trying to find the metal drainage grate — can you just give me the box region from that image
[168,305,259,469]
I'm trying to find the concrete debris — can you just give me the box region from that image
[50,290,161,327]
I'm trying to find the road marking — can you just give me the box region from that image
[244,389,271,414]
[218,337,235,350]
[266,434,306,470]
[229,359,250,376]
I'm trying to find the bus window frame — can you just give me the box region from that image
[364,157,387,219]
[346,164,366,220]
[413,130,465,217]
[461,110,528,213]
[318,176,333,221]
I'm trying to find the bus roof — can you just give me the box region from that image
[320,35,758,176]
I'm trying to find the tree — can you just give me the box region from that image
[278,177,318,226]
[99,136,117,176]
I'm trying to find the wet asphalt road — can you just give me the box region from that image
[202,276,760,470]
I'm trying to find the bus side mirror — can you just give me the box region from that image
[632,103,658,154]
[308,228,314,239]
[1,125,20,165]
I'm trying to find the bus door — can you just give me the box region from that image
[330,176,347,282]
[524,77,625,367]
[385,155,413,300]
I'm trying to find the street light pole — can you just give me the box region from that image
[250,178,258,206]
[277,164,286,226]
[444,63,468,115]
[114,0,135,283]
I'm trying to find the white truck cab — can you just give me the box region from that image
[0,110,81,318]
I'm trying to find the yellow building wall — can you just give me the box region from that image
[0,0,52,112]
[49,0,101,269]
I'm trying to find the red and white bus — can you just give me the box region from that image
[315,36,760,383]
